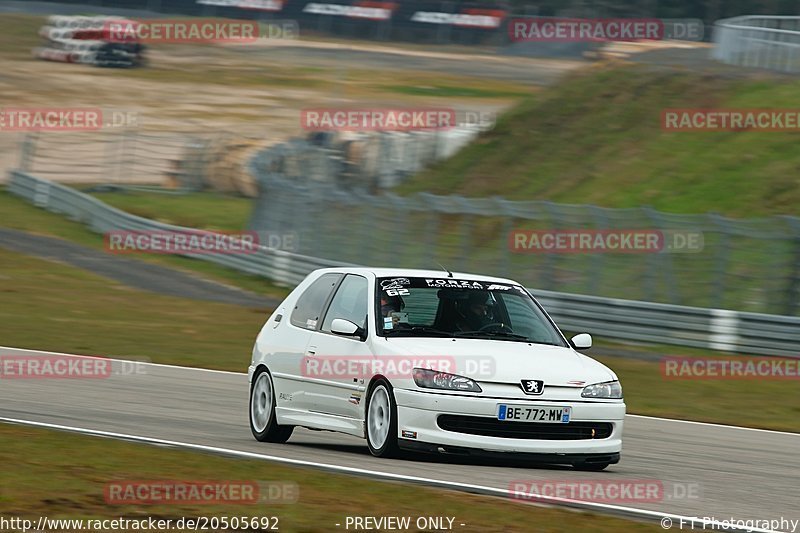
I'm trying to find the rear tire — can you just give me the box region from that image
[365,379,400,458]
[250,367,293,443]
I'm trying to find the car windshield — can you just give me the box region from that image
[376,277,567,346]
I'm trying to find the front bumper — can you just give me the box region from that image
[394,388,624,463]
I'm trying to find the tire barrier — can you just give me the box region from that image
[34,16,145,68]
[32,47,84,64]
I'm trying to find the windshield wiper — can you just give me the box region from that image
[384,326,454,338]
[454,331,530,342]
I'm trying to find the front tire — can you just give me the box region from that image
[365,380,400,458]
[250,367,293,443]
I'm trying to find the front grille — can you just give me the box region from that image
[437,415,612,440]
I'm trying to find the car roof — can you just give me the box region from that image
[310,267,522,286]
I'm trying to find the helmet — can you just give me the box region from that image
[381,293,404,315]
[467,291,491,307]
[456,290,492,317]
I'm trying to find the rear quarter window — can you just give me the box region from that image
[290,273,341,330]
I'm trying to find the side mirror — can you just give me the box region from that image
[331,318,362,337]
[570,333,592,350]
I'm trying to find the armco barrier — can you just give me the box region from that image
[6,170,800,357]
[712,16,800,72]
[7,170,351,287]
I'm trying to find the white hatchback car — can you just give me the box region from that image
[248,268,625,470]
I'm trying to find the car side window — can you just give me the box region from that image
[290,273,341,330]
[322,274,368,332]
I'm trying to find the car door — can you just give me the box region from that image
[306,274,371,420]
[274,272,341,415]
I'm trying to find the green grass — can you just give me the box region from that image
[86,188,253,231]
[0,248,267,369]
[1,246,798,432]
[595,354,800,433]
[100,59,330,89]
[0,424,660,532]
[0,14,43,60]
[400,65,800,218]
[386,84,529,99]
[110,61,529,97]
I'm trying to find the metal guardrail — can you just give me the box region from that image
[533,290,799,357]
[7,170,350,287]
[712,15,800,72]
[7,170,800,357]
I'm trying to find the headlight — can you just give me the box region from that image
[581,380,622,399]
[412,368,482,393]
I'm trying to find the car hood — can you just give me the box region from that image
[378,337,616,386]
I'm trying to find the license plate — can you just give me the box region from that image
[497,404,571,423]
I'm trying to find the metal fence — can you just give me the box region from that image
[12,123,486,194]
[7,169,800,356]
[16,131,213,188]
[712,16,800,72]
[268,127,488,191]
[248,140,800,317]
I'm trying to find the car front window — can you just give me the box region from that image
[376,277,566,346]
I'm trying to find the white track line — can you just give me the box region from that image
[2,345,798,437]
[0,416,781,533]
[0,345,243,376]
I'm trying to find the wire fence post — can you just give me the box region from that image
[17,133,36,172]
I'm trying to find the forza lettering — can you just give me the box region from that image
[425,279,484,289]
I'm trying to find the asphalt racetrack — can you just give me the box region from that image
[1,347,797,531]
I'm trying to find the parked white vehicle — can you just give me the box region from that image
[249,268,625,470]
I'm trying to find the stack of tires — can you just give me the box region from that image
[34,16,146,68]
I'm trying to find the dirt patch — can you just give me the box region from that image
[1,17,576,185]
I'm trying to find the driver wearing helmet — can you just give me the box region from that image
[381,293,403,317]
[456,291,494,331]
[380,293,406,329]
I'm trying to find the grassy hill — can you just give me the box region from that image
[399,65,800,218]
